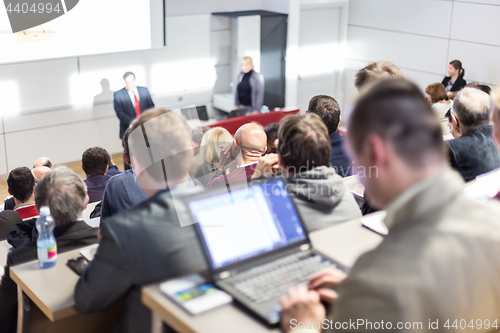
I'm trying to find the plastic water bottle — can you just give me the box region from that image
[36,206,57,269]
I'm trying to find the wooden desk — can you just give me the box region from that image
[142,219,383,333]
[10,244,124,333]
[10,245,99,321]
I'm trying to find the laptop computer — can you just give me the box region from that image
[180,105,209,121]
[184,177,344,326]
[228,108,248,118]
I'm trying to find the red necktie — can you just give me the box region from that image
[134,92,141,118]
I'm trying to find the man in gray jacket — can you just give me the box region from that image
[74,109,206,333]
[253,113,361,232]
[279,80,500,332]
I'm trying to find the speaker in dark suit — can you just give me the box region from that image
[113,72,155,139]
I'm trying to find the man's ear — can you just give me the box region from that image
[277,152,285,167]
[262,146,267,155]
[123,152,131,166]
[7,189,11,196]
[452,114,460,130]
[366,135,387,169]
[84,195,89,210]
[105,165,109,174]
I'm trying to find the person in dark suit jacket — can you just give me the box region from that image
[113,72,154,139]
[306,95,352,177]
[448,87,500,181]
[0,167,99,333]
[0,211,21,240]
[442,60,467,92]
[74,109,206,333]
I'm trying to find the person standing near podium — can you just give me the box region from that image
[234,56,264,114]
[114,72,155,140]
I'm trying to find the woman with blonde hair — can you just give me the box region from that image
[194,127,234,187]
[234,56,265,113]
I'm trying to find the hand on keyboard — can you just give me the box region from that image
[280,285,325,333]
[308,268,347,303]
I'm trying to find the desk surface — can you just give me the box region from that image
[142,218,383,333]
[10,244,98,322]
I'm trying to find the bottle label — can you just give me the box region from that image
[47,244,57,259]
[38,244,57,262]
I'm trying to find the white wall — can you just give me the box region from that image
[343,0,500,111]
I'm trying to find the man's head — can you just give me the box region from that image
[35,166,88,227]
[234,123,267,164]
[128,108,192,192]
[354,61,404,92]
[191,127,208,156]
[466,82,492,95]
[123,71,136,91]
[277,114,331,175]
[81,147,110,177]
[347,79,446,209]
[7,167,35,203]
[450,87,492,135]
[33,156,53,169]
[307,95,341,134]
[32,166,51,183]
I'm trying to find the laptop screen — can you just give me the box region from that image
[188,178,307,269]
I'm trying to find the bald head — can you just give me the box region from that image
[33,156,53,169]
[234,123,267,163]
[32,166,51,183]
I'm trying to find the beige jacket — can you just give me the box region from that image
[325,170,500,332]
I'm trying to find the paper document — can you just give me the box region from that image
[360,211,388,235]
[80,247,98,261]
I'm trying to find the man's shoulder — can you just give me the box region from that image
[106,170,134,187]
[113,88,126,97]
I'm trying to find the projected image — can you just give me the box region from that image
[0,0,151,64]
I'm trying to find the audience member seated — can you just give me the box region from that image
[7,167,51,248]
[263,123,279,154]
[188,127,207,178]
[82,147,112,203]
[280,79,500,333]
[32,166,51,183]
[447,87,500,181]
[354,60,403,93]
[100,127,147,220]
[194,127,234,187]
[442,59,467,92]
[74,109,206,333]
[0,211,21,241]
[445,110,461,139]
[355,60,404,215]
[425,82,452,136]
[106,156,123,177]
[253,114,361,232]
[2,158,53,212]
[307,95,352,177]
[7,167,38,221]
[0,166,98,333]
[206,123,267,189]
[33,156,53,169]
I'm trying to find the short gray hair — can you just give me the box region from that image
[128,109,192,189]
[452,87,492,129]
[35,166,87,227]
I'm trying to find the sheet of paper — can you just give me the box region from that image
[360,211,388,235]
[80,247,97,261]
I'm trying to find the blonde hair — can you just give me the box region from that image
[199,127,233,165]
[241,56,254,67]
[355,61,404,91]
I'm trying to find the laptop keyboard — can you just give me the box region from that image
[228,251,335,304]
